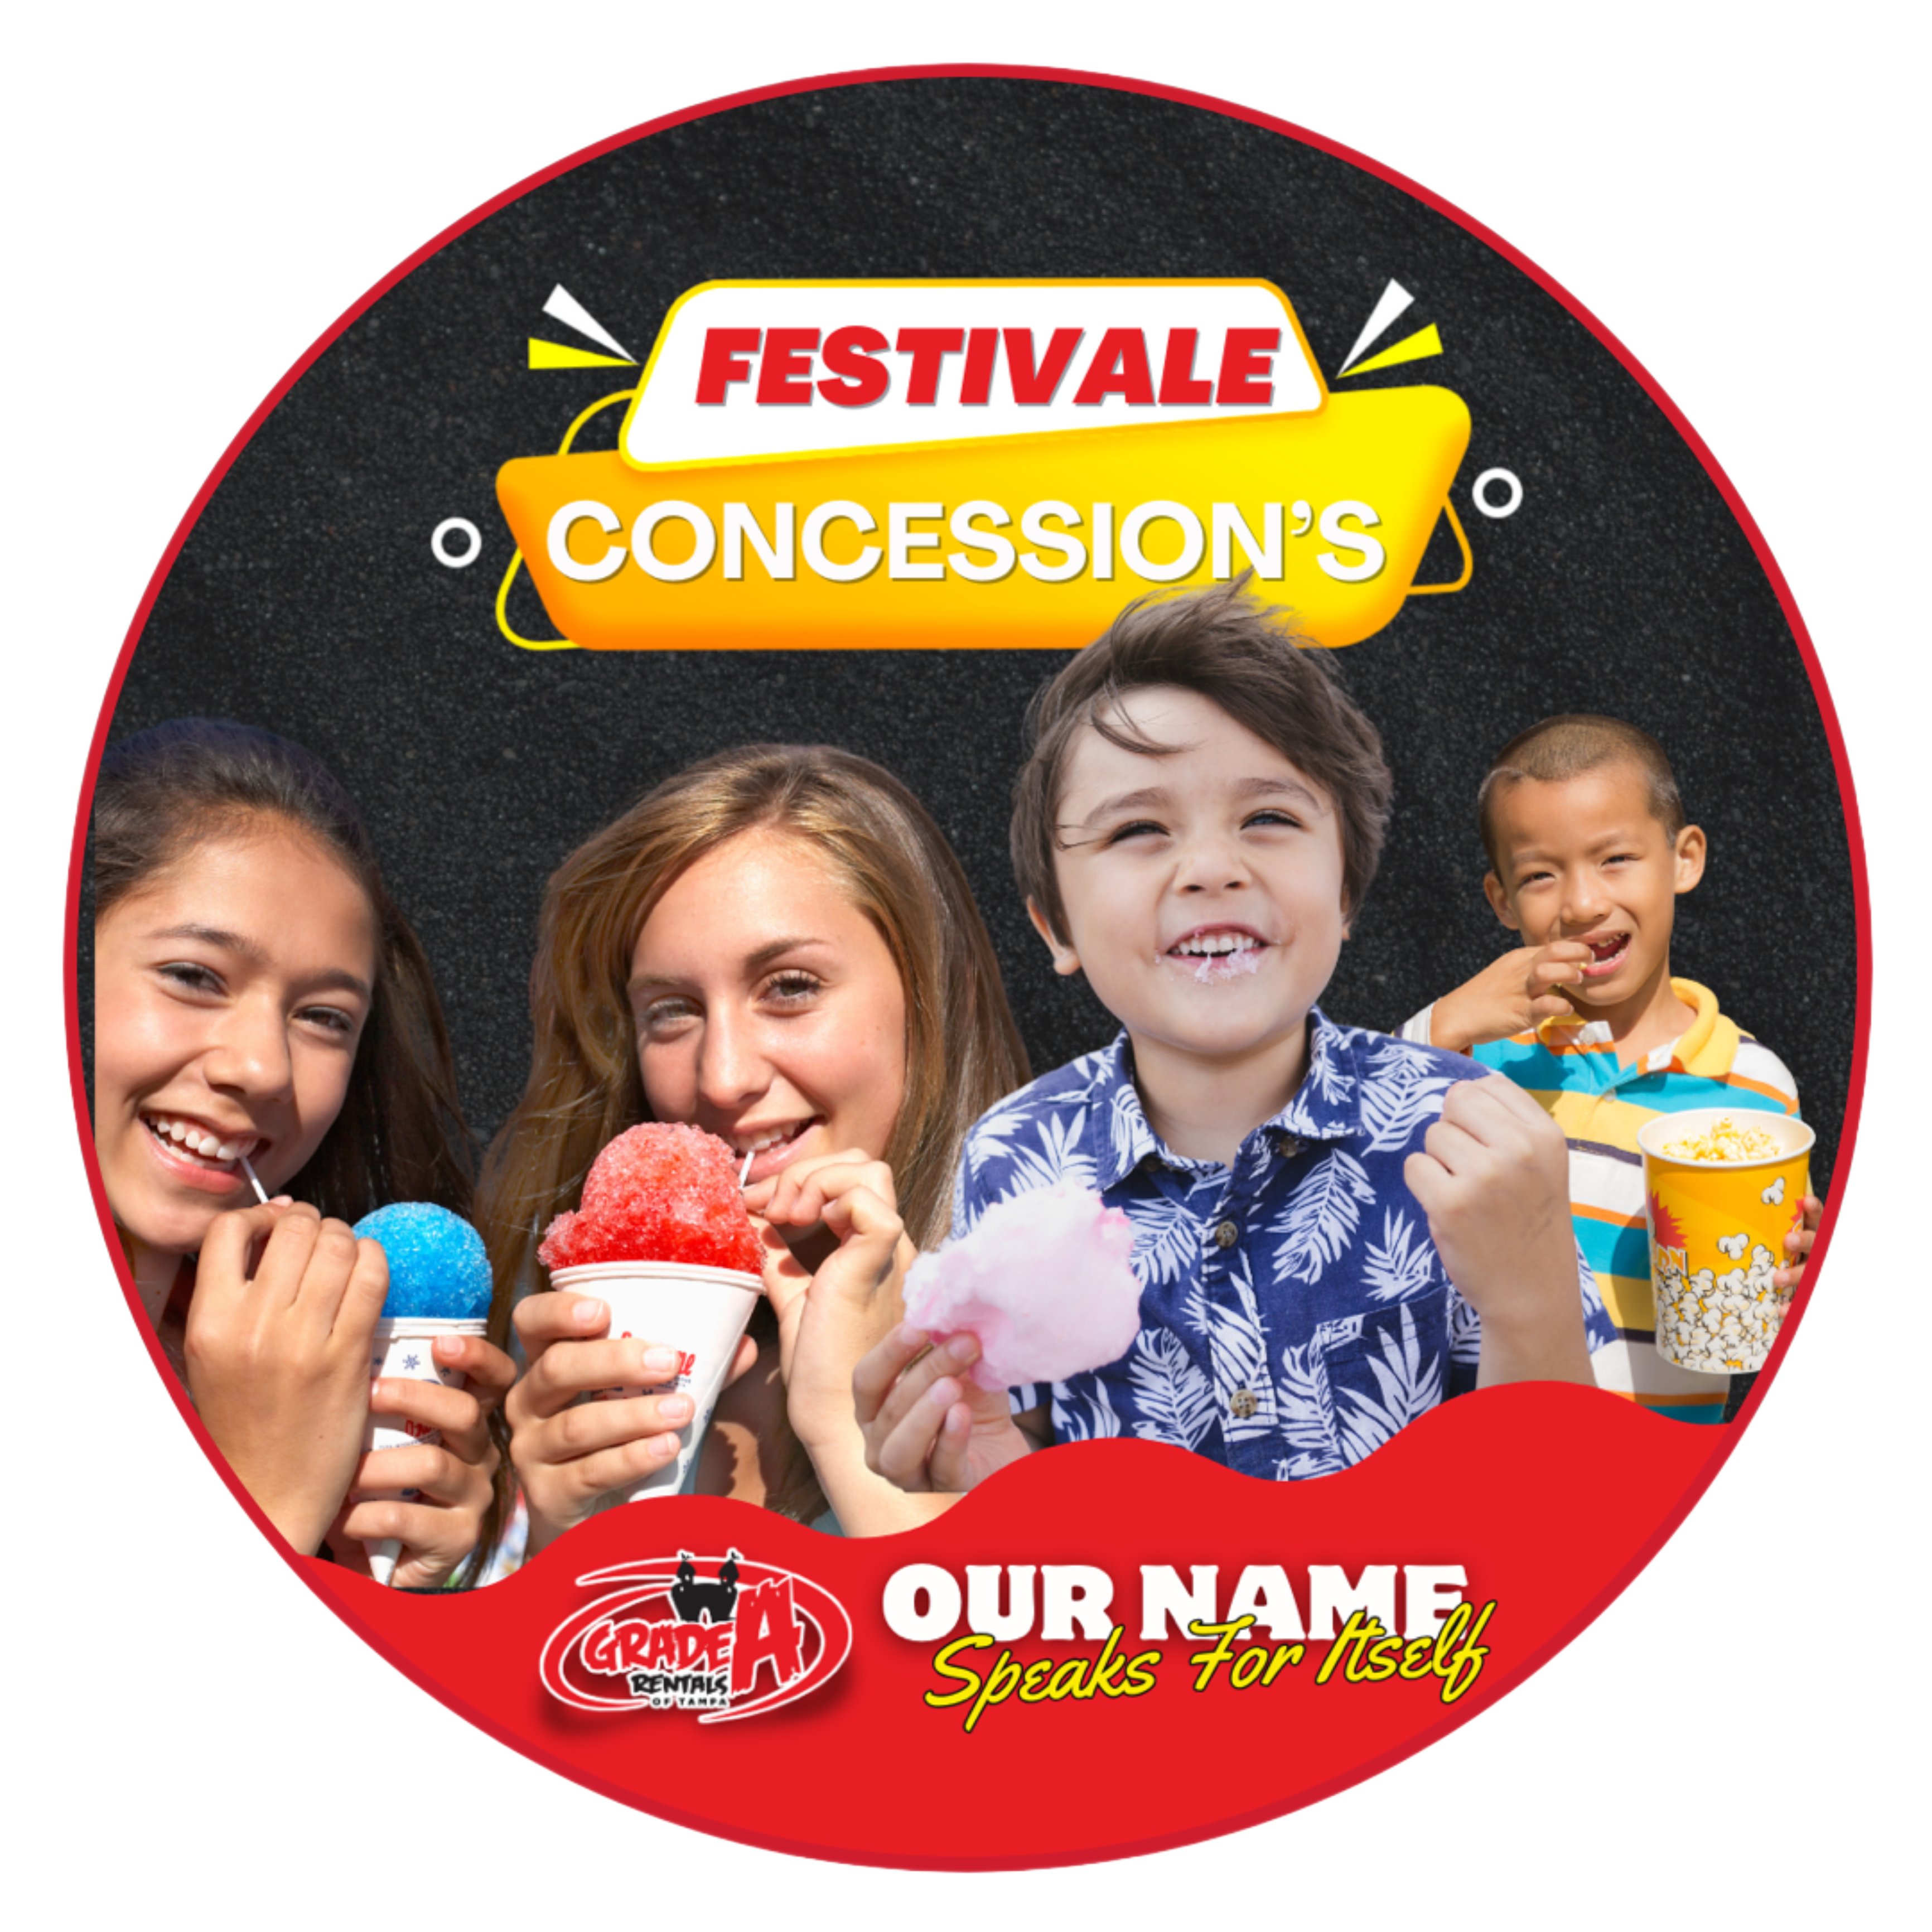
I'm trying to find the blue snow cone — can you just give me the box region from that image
[353,1202,493,1321]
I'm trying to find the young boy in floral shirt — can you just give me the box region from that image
[857,584,1612,1487]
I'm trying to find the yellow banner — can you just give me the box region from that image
[497,389,1470,650]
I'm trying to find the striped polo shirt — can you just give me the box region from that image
[1401,979,1799,1422]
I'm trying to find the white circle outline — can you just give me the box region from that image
[1471,468,1524,519]
[431,516,483,568]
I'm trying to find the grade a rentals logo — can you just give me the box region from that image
[539,1549,852,1722]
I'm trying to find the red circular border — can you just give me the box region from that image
[64,64,1870,1870]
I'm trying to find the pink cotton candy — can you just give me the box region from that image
[903,1180,1141,1389]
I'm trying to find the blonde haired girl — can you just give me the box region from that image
[484,743,1027,1543]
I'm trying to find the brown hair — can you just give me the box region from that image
[1477,714,1686,875]
[90,718,504,1579]
[91,717,474,1223]
[1011,580,1393,942]
[477,743,1029,1523]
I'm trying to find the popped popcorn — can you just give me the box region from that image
[1659,1117,1781,1163]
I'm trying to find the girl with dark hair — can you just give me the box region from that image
[481,742,1029,1542]
[90,718,514,1583]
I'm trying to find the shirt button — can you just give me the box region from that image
[1229,1387,1258,1418]
[1214,1219,1239,1249]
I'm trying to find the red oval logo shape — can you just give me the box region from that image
[540,1549,853,1723]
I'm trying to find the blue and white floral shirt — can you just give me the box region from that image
[954,1008,1614,1480]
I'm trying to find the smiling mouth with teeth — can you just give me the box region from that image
[142,1113,262,1171]
[1165,931,1268,984]
[728,1117,822,1180]
[1580,933,1631,978]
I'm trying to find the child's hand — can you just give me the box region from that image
[185,1202,389,1557]
[1775,1194,1824,1293]
[330,1335,516,1589]
[1403,1075,1594,1388]
[853,1324,1037,1493]
[746,1150,912,1455]
[1429,942,1592,1052]
[505,1296,755,1556]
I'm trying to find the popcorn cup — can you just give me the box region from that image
[363,1315,489,1585]
[549,1260,765,1503]
[1636,1109,1815,1376]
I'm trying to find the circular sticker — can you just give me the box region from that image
[67,68,1862,1868]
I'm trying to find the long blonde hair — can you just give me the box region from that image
[478,744,1028,1519]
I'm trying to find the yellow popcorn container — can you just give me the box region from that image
[1636,1108,1814,1375]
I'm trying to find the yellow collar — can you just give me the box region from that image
[1535,977,1738,1076]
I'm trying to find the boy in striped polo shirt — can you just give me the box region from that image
[1400,716,1818,1423]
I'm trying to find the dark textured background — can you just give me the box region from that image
[96,76,1853,1209]
[75,68,1870,1862]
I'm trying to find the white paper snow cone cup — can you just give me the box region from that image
[363,1316,488,1585]
[549,1260,764,1504]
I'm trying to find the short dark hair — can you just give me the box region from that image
[1477,714,1686,874]
[1010,581,1393,942]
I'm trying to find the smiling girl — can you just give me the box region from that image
[90,719,513,1582]
[480,742,1028,1543]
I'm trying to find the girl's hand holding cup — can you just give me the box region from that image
[506,1295,748,1556]
[331,1332,515,1588]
